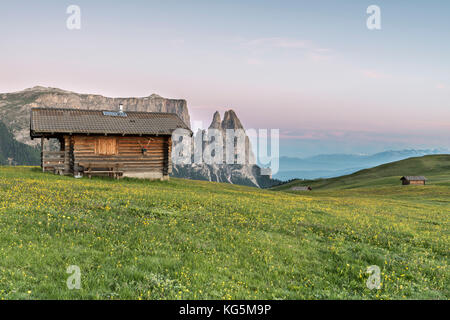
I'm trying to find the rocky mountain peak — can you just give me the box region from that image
[28,86,48,91]
[203,109,255,166]
[221,110,244,130]
[22,86,75,94]
[173,107,271,187]
[209,111,222,129]
[207,109,245,131]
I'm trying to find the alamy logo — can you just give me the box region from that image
[366,265,381,290]
[66,5,81,30]
[66,265,81,290]
[367,5,381,30]
[172,128,279,175]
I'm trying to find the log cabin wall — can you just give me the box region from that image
[402,179,426,185]
[63,135,71,175]
[71,135,172,179]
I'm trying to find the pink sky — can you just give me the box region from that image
[1,1,449,156]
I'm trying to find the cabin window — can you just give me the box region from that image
[95,137,118,155]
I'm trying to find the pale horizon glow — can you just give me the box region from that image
[1,0,449,157]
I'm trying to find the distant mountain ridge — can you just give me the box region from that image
[275,149,450,180]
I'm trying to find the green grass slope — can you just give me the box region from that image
[0,121,40,165]
[0,166,448,299]
[272,155,450,191]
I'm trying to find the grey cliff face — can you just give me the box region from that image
[172,110,276,188]
[0,86,190,146]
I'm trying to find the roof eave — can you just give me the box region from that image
[30,131,178,137]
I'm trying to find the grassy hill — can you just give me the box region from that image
[272,155,450,191]
[0,121,40,166]
[0,166,448,299]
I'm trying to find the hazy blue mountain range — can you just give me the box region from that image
[274,149,450,180]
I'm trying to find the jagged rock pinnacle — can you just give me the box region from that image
[209,111,222,129]
[222,109,244,130]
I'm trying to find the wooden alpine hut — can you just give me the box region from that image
[30,106,191,180]
[400,176,427,185]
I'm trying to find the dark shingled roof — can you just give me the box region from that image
[400,176,427,181]
[30,108,191,137]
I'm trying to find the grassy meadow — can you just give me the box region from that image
[272,154,450,191]
[0,163,448,299]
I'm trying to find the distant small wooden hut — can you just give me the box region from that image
[400,176,427,185]
[290,186,312,191]
[30,107,191,180]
